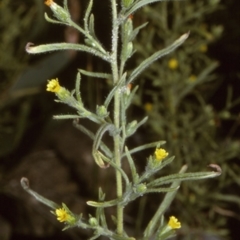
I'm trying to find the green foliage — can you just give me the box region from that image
[133,0,240,238]
[19,1,225,240]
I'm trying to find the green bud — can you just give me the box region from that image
[84,38,97,48]
[219,110,230,119]
[46,1,71,23]
[124,18,133,39]
[89,217,98,227]
[134,183,147,195]
[56,88,70,100]
[126,120,137,136]
[96,105,108,118]
[126,42,133,59]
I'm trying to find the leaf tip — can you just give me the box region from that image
[208,164,222,175]
[25,42,35,53]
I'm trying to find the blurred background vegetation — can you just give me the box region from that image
[0,0,239,240]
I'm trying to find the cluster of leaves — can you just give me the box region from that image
[132,0,240,238]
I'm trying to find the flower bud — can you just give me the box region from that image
[45,0,70,23]
[96,105,108,118]
[135,183,147,195]
[89,217,98,227]
[126,120,137,136]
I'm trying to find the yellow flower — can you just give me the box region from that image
[188,75,197,82]
[168,216,181,229]
[44,0,54,7]
[55,208,72,222]
[168,58,178,70]
[144,102,153,112]
[199,44,208,52]
[154,148,168,161]
[46,78,61,93]
[55,208,75,223]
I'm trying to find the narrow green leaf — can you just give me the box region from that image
[126,116,148,138]
[127,32,189,84]
[84,0,93,32]
[53,114,81,119]
[79,69,112,80]
[122,140,166,157]
[124,85,139,109]
[125,146,139,183]
[146,186,179,194]
[123,0,174,17]
[148,169,221,188]
[129,22,148,41]
[25,42,111,62]
[87,199,119,208]
[75,72,82,102]
[44,12,63,25]
[89,14,97,39]
[20,177,59,209]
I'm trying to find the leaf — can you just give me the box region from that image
[84,0,93,32]
[129,22,148,41]
[87,199,119,208]
[127,32,189,84]
[147,167,221,188]
[25,42,111,62]
[123,0,174,17]
[125,146,139,183]
[79,69,112,80]
[89,14,97,39]
[122,140,166,157]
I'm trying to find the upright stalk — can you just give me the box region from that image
[110,0,124,235]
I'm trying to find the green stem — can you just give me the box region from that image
[111,0,123,235]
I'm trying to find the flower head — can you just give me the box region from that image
[46,78,61,93]
[44,0,70,22]
[168,58,178,70]
[44,0,54,7]
[144,102,153,112]
[154,148,168,161]
[199,44,208,52]
[55,208,72,222]
[55,207,75,224]
[188,75,197,82]
[168,216,181,229]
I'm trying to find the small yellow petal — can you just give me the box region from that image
[168,216,181,229]
[144,103,153,112]
[168,58,178,70]
[46,78,61,93]
[188,75,197,82]
[199,44,208,52]
[55,208,70,222]
[154,148,168,161]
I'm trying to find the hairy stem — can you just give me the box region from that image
[111,0,124,235]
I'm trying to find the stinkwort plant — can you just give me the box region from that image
[21,0,221,239]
